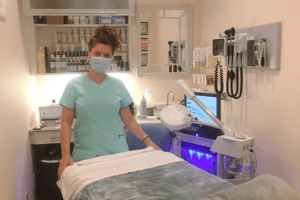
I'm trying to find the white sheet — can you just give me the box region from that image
[57,147,184,200]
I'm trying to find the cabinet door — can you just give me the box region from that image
[23,0,135,16]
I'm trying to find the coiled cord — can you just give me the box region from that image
[214,58,224,95]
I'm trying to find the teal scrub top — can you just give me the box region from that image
[59,74,133,162]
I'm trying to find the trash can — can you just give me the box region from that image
[36,145,63,200]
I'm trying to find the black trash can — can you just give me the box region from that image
[36,145,63,200]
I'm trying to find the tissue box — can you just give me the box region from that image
[46,16,64,24]
[99,16,112,24]
[112,16,126,24]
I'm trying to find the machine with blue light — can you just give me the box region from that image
[161,80,256,183]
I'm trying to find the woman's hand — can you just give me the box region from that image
[58,155,73,180]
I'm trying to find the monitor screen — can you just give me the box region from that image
[185,92,221,123]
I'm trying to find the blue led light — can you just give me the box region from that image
[196,134,199,137]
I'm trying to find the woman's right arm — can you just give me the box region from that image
[58,106,74,180]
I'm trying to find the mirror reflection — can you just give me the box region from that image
[138,8,190,76]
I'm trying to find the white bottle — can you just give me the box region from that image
[140,94,147,119]
[144,88,154,116]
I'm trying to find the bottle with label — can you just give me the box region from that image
[61,55,68,72]
[85,60,91,71]
[49,55,56,73]
[45,47,50,73]
[36,46,46,73]
[140,94,147,119]
[117,59,122,71]
[57,29,62,43]
[55,55,62,73]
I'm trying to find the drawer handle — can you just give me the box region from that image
[50,137,61,140]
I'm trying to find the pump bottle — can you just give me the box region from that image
[50,55,56,73]
[140,94,147,119]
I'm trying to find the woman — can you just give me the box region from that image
[57,25,162,179]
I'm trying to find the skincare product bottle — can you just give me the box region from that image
[55,55,62,73]
[144,88,154,116]
[61,55,68,72]
[140,94,147,119]
[57,29,62,43]
[45,47,50,73]
[121,61,125,71]
[117,60,121,71]
[125,62,129,71]
[85,61,90,71]
[50,55,56,73]
[36,46,46,73]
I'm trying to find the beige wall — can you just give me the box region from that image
[196,0,300,194]
[0,0,36,199]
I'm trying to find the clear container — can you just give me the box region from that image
[85,35,91,43]
[61,35,67,43]
[66,28,72,35]
[85,28,91,35]
[91,27,96,35]
[72,27,79,35]
[73,16,79,25]
[80,16,85,25]
[62,45,68,52]
[120,28,127,36]
[80,36,85,43]
[120,35,127,43]
[89,15,94,24]
[54,45,61,52]
[79,28,85,35]
[68,35,73,43]
[121,44,127,52]
[73,35,79,43]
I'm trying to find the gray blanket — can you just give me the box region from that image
[199,174,300,200]
[75,161,234,200]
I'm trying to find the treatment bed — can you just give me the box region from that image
[57,123,300,200]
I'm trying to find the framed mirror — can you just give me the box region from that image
[136,5,192,77]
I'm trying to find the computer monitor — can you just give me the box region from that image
[184,92,221,123]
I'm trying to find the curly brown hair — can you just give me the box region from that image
[88,25,121,55]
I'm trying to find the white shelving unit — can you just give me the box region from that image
[25,17,132,75]
[22,0,134,75]
[22,0,135,16]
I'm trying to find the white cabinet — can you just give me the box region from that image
[22,1,134,75]
[22,0,135,16]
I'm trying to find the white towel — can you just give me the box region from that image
[57,147,184,200]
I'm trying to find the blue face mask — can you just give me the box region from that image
[91,57,112,73]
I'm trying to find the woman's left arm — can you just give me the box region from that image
[119,106,162,151]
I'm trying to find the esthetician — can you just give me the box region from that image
[57,25,162,179]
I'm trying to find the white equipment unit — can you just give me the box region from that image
[39,105,62,127]
[161,79,256,182]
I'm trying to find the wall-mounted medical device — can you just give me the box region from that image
[212,22,281,70]
[212,38,227,57]
[235,22,281,70]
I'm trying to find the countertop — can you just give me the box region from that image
[29,115,161,132]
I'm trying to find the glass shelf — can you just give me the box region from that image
[34,24,128,27]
